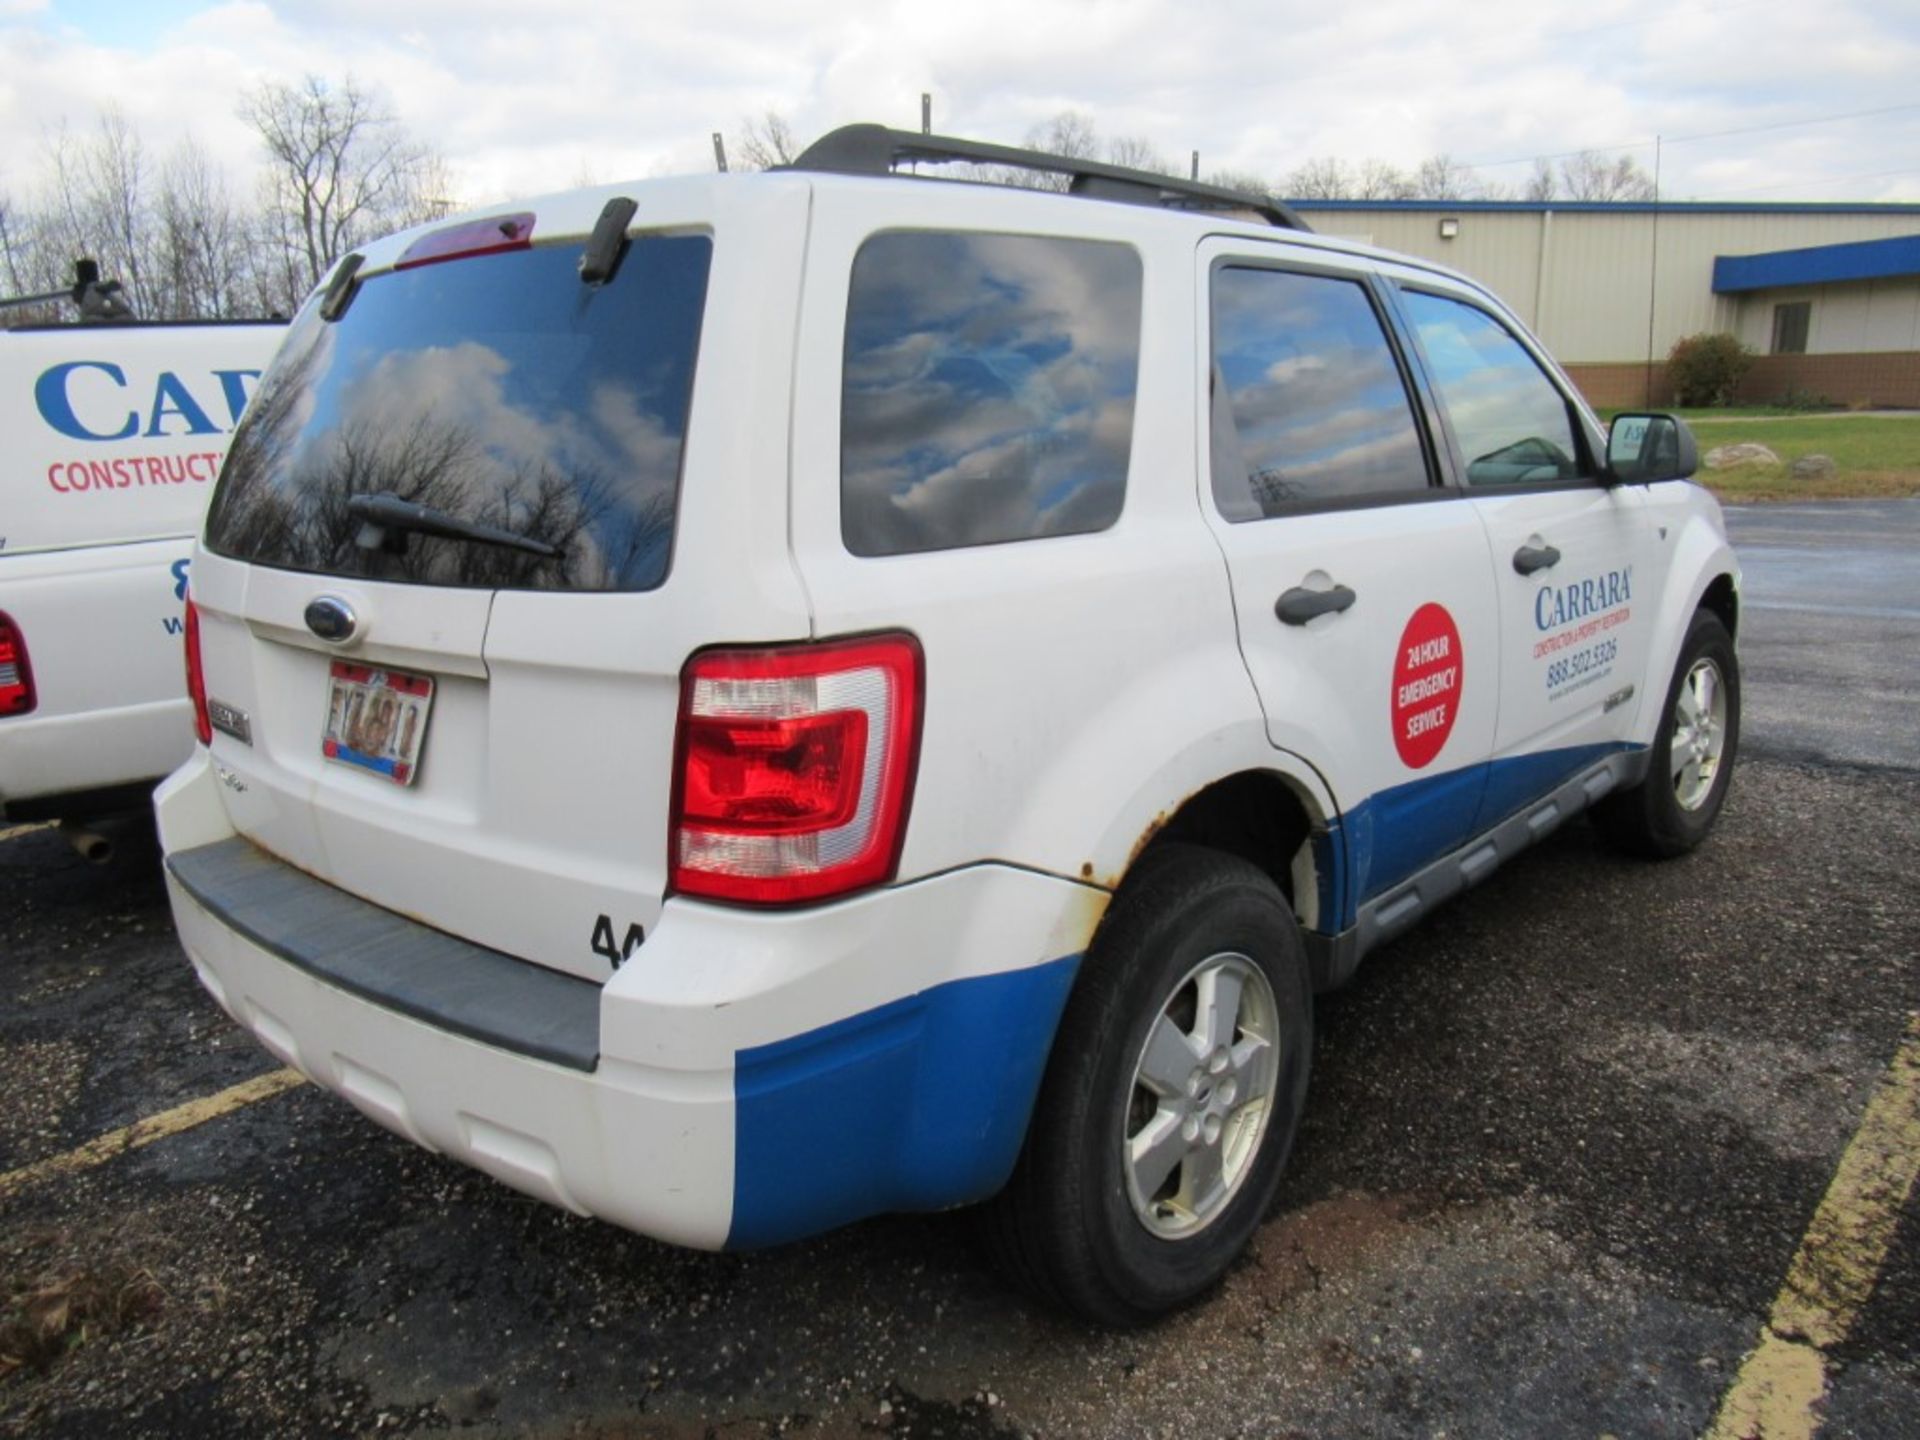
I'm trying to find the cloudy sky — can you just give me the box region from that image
[3,0,1917,209]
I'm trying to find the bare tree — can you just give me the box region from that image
[732,111,799,171]
[1281,157,1354,200]
[1106,134,1176,176]
[0,191,31,297]
[987,111,1101,191]
[1353,159,1414,200]
[1408,153,1479,201]
[241,74,447,307]
[154,138,252,320]
[1028,112,1101,162]
[1557,150,1656,202]
[35,110,157,314]
[1523,158,1557,202]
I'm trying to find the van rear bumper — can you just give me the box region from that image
[157,753,1101,1249]
[0,699,188,815]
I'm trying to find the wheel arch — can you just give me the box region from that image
[1080,728,1340,945]
[1631,515,1741,749]
[1132,770,1332,932]
[1699,570,1739,641]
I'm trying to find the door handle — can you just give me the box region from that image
[1513,543,1562,576]
[1275,583,1356,625]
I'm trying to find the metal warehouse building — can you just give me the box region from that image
[1292,200,1920,409]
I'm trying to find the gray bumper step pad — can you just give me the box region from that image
[167,837,602,1073]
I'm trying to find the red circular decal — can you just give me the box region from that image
[1391,603,1463,770]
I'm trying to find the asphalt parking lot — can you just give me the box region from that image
[4,500,1917,1439]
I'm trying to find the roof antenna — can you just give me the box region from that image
[921,93,931,135]
[712,133,728,173]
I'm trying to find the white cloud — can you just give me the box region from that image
[0,0,1915,215]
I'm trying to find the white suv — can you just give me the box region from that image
[158,125,1740,1326]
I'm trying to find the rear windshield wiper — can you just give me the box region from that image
[346,492,563,559]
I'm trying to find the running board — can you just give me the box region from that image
[1303,748,1648,992]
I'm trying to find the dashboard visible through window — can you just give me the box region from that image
[1400,289,1586,487]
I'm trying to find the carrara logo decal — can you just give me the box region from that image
[1392,603,1462,769]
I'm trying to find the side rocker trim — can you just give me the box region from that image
[1303,745,1648,991]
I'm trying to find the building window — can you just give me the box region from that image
[1771,301,1811,355]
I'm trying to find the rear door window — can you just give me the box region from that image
[205,234,712,591]
[841,231,1142,556]
[1210,265,1432,518]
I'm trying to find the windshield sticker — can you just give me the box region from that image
[1392,603,1463,769]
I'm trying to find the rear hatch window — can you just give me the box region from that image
[205,234,712,592]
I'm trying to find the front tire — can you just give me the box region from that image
[1593,607,1740,858]
[986,843,1312,1327]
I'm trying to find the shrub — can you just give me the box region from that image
[1666,332,1755,407]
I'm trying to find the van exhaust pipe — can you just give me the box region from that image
[58,818,113,865]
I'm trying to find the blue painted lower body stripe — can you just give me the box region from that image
[1472,742,1628,831]
[1332,742,1640,928]
[727,954,1080,1249]
[1344,761,1489,912]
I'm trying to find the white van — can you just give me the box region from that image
[158,126,1739,1325]
[1,318,284,840]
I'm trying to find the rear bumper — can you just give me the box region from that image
[0,698,188,815]
[157,753,1099,1249]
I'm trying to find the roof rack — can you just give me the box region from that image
[784,123,1311,233]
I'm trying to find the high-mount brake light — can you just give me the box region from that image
[183,599,211,745]
[671,635,923,906]
[0,611,35,717]
[394,212,536,271]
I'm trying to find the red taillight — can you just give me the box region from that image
[0,611,35,717]
[671,634,922,905]
[183,599,211,745]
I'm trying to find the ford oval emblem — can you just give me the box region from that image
[304,596,359,644]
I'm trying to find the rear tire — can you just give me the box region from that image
[985,843,1312,1327]
[1593,608,1739,858]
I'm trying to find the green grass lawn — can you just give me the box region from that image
[1671,405,1848,421]
[1690,415,1920,501]
[1598,405,1851,422]
[1597,411,1920,501]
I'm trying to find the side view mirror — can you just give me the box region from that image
[1605,412,1699,485]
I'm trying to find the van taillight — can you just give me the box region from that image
[671,634,922,905]
[183,599,211,745]
[0,611,34,717]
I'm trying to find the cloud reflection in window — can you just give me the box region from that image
[207,236,710,591]
[1211,267,1427,516]
[841,232,1142,556]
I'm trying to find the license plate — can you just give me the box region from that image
[321,661,434,786]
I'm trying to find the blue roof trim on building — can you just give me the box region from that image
[1711,234,1920,293]
[1288,199,1920,216]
